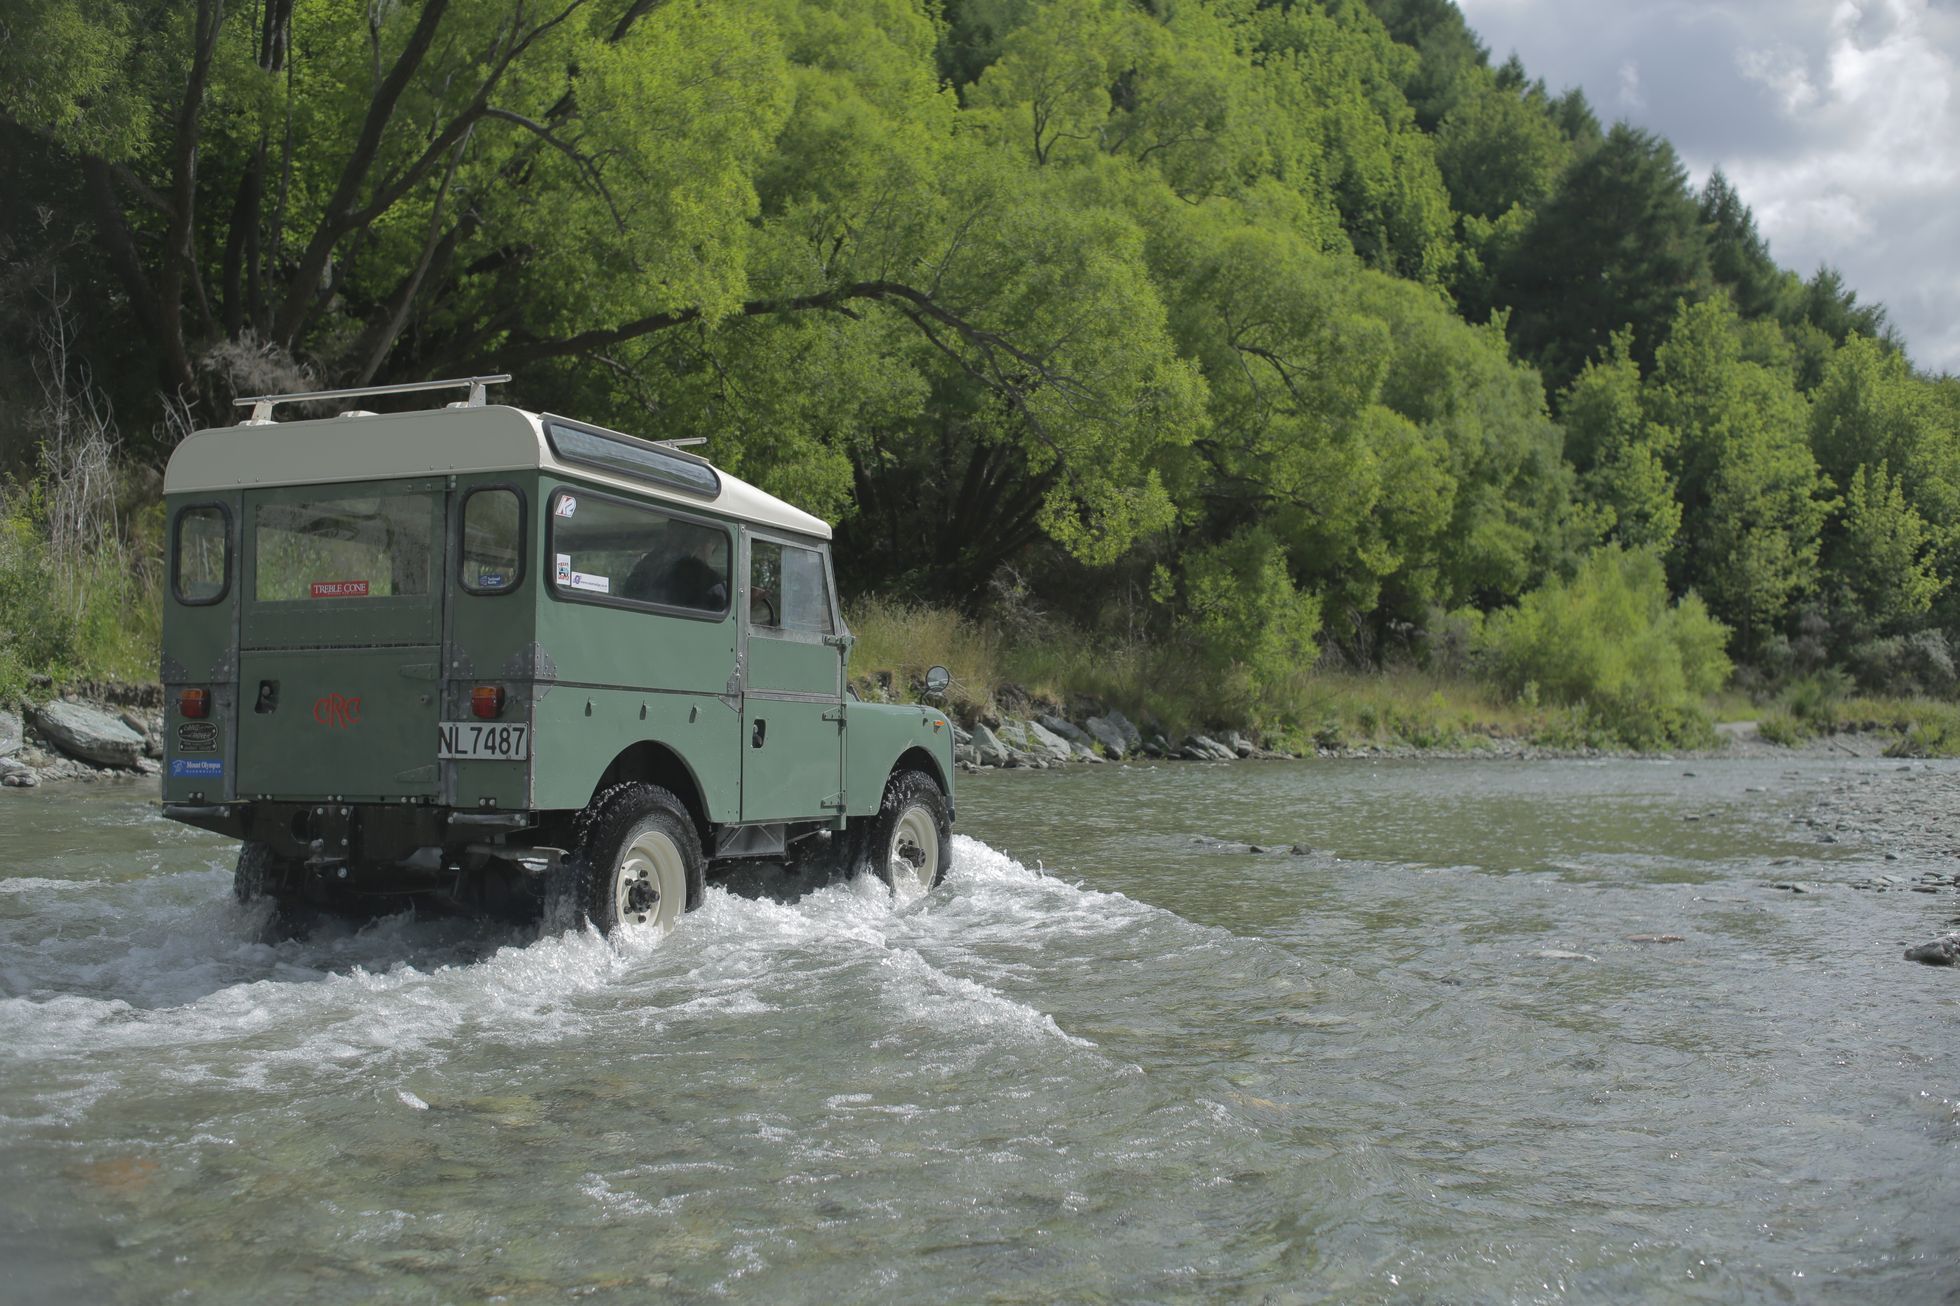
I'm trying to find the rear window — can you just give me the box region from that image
[252,493,434,601]
[548,489,730,617]
[460,487,523,594]
[172,504,230,605]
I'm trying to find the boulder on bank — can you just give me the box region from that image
[29,701,147,769]
[0,755,36,787]
[1038,715,1095,750]
[1180,734,1237,762]
[0,709,21,757]
[998,717,1074,763]
[1084,715,1129,760]
[971,724,1013,768]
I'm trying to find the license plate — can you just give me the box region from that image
[438,721,530,760]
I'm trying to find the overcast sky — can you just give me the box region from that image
[1453,0,1960,375]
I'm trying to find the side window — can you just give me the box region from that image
[750,539,835,635]
[460,488,523,594]
[547,490,730,616]
[172,504,230,605]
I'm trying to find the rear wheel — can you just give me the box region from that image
[233,841,318,938]
[870,770,951,899]
[571,783,705,934]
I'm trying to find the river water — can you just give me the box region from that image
[1,759,1955,1303]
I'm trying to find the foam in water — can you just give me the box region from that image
[0,834,1198,1127]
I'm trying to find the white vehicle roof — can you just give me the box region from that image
[163,402,833,541]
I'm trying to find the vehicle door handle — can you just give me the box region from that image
[751,719,766,748]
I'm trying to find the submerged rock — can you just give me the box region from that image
[1904,934,1960,967]
[31,701,147,769]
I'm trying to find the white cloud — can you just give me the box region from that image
[1454,0,1960,374]
[1617,58,1646,110]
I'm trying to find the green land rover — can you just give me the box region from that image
[158,376,955,933]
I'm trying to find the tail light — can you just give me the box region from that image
[470,685,506,719]
[178,688,210,719]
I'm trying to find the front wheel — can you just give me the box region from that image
[571,783,706,934]
[870,770,951,899]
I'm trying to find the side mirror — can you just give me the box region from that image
[923,665,950,698]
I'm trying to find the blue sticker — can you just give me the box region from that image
[479,572,506,588]
[170,758,224,778]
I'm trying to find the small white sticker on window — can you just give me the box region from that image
[555,553,572,583]
[569,571,611,594]
[555,496,577,518]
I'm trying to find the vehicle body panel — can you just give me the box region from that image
[158,400,953,875]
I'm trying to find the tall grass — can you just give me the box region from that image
[0,276,165,702]
[0,491,162,701]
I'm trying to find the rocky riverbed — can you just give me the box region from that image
[1781,761,1960,963]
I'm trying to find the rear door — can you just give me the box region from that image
[235,478,445,800]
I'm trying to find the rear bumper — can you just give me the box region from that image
[162,800,536,863]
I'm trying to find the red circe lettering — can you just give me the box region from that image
[312,693,362,728]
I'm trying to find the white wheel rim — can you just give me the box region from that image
[886,804,940,898]
[613,827,686,931]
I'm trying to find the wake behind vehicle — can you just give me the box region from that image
[159,376,955,932]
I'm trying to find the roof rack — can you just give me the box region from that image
[234,374,512,424]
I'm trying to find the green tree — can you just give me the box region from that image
[1251,3,1458,284]
[1434,76,1568,220]
[1699,169,1790,321]
[1499,124,1711,394]
[1560,332,1680,552]
[1646,298,1827,649]
[1831,463,1941,633]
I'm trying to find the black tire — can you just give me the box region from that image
[869,770,951,896]
[233,840,291,903]
[570,782,706,933]
[233,841,319,938]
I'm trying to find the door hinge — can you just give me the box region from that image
[822,703,847,723]
[820,791,847,810]
[823,634,852,649]
[398,662,439,681]
[394,764,437,784]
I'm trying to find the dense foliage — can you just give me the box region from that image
[2,0,1956,732]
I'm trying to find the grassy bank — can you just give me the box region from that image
[846,598,1960,757]
[0,498,162,703]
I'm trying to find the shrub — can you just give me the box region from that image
[1479,545,1732,748]
[1756,710,1806,746]
[1176,527,1321,698]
